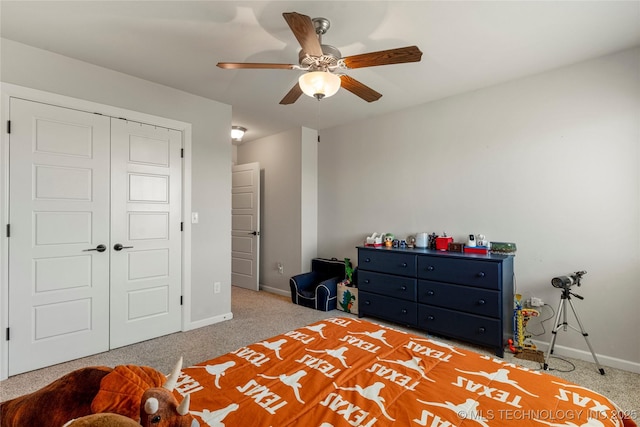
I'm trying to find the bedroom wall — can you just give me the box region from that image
[237,127,318,295]
[318,47,640,372]
[0,38,233,327]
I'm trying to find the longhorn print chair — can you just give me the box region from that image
[289,258,346,311]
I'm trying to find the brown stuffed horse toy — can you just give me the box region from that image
[0,358,198,427]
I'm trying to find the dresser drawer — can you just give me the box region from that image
[359,291,417,327]
[418,280,500,317]
[417,256,501,289]
[418,305,501,348]
[358,249,416,277]
[358,271,416,301]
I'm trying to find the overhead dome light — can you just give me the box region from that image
[231,126,247,142]
[298,71,341,100]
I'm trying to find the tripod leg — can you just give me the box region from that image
[543,296,565,371]
[566,298,605,375]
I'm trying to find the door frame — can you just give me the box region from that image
[0,83,193,380]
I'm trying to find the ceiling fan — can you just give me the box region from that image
[217,12,423,105]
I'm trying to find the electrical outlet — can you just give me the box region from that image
[530,297,543,307]
[214,281,221,294]
[277,262,284,275]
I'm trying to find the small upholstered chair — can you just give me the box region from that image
[290,258,346,311]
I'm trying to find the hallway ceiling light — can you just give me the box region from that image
[231,126,247,142]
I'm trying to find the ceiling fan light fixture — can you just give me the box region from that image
[231,126,247,142]
[298,71,341,100]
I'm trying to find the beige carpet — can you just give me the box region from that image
[1,287,638,416]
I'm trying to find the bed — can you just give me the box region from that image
[174,317,635,427]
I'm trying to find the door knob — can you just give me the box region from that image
[249,231,260,236]
[83,244,106,253]
[114,243,134,251]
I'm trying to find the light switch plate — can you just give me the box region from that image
[191,212,199,223]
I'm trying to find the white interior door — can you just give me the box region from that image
[8,98,110,375]
[231,162,260,291]
[109,119,182,349]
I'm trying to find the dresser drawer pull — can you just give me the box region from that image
[365,300,371,305]
[365,258,371,263]
[478,327,486,333]
[477,272,485,278]
[401,262,408,267]
[401,309,408,314]
[426,290,435,296]
[427,315,435,321]
[364,279,370,284]
[400,286,407,291]
[427,266,435,271]
[477,299,486,305]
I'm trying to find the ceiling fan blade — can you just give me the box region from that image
[342,46,423,69]
[283,12,323,57]
[340,75,382,102]
[217,62,296,70]
[279,83,304,105]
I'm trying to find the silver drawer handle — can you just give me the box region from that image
[401,262,407,267]
[427,266,434,271]
[478,299,486,305]
[477,272,486,278]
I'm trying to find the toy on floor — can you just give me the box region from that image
[0,358,198,427]
[512,294,540,353]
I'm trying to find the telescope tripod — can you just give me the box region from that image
[543,287,605,375]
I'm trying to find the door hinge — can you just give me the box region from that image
[180,296,183,306]
[181,148,184,158]
[5,224,9,237]
[5,328,9,341]
[180,222,184,232]
[6,120,11,134]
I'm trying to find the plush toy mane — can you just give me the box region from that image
[91,365,166,420]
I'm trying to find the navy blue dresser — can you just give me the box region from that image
[357,246,514,357]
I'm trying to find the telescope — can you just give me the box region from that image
[551,270,586,289]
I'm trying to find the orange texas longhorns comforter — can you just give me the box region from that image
[173,317,635,427]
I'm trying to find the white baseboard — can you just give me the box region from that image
[185,312,234,331]
[259,284,290,297]
[533,339,640,374]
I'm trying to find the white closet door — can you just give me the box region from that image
[8,98,110,375]
[231,162,260,291]
[109,119,182,349]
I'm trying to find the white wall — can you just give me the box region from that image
[237,127,318,295]
[318,48,640,371]
[1,39,233,327]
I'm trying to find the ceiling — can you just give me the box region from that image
[1,1,639,143]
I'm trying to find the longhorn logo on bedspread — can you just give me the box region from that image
[405,340,455,363]
[191,361,236,389]
[415,398,490,427]
[412,337,466,356]
[454,367,538,397]
[307,346,351,368]
[347,329,394,348]
[374,355,435,382]
[303,323,328,339]
[189,403,239,427]
[332,381,395,421]
[255,338,287,360]
[257,370,308,404]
